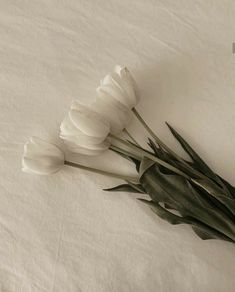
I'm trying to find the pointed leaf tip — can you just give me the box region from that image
[104,183,145,194]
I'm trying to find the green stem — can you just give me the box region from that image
[132,108,231,195]
[123,129,140,146]
[110,145,142,161]
[109,134,191,179]
[132,107,205,179]
[65,160,138,183]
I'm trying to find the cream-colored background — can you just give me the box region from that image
[0,1,235,291]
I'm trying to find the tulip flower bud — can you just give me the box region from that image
[98,65,139,110]
[22,137,64,175]
[91,88,132,134]
[60,101,111,155]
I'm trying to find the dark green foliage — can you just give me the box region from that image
[139,199,233,242]
[165,122,231,194]
[139,157,235,242]
[165,122,216,178]
[219,176,235,199]
[104,183,145,194]
[108,124,235,243]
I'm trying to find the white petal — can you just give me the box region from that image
[110,71,136,106]
[100,66,139,109]
[115,65,137,90]
[60,131,107,147]
[29,137,64,160]
[22,137,64,175]
[96,86,127,110]
[101,74,128,103]
[69,107,110,138]
[97,84,133,109]
[60,115,105,145]
[60,115,80,137]
[91,96,131,134]
[114,65,123,74]
[22,156,62,175]
[70,100,87,111]
[115,65,140,104]
[64,139,110,156]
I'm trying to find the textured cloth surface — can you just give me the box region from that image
[0,1,235,291]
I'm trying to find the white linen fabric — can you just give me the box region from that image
[0,1,235,291]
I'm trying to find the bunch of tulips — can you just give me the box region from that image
[22,65,235,244]
[23,65,141,179]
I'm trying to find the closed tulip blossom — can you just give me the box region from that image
[91,91,132,134]
[22,137,65,175]
[22,64,235,244]
[88,65,141,140]
[97,65,139,111]
[60,101,111,155]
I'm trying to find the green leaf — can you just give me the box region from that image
[139,157,235,241]
[147,138,198,177]
[104,183,145,194]
[148,138,176,162]
[139,199,234,242]
[127,139,154,155]
[191,226,214,240]
[164,203,175,210]
[138,199,186,224]
[166,122,231,195]
[192,178,235,216]
[139,158,207,215]
[147,139,164,158]
[126,180,146,193]
[191,226,233,242]
[219,176,235,199]
[166,122,213,174]
[110,147,135,162]
[139,156,156,178]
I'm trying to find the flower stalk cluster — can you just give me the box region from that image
[22,65,141,180]
[22,65,235,244]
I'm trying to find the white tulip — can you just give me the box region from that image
[63,139,110,156]
[60,101,111,155]
[98,65,139,110]
[22,137,64,175]
[91,89,132,134]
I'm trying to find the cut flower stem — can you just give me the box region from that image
[123,129,140,146]
[110,145,142,161]
[132,108,203,176]
[109,134,191,179]
[65,160,138,183]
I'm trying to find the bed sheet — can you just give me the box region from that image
[0,1,235,291]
